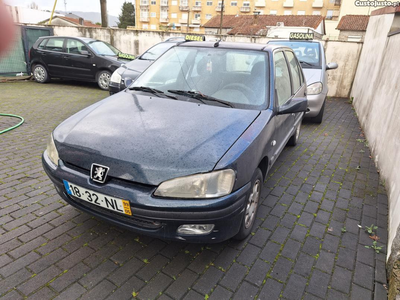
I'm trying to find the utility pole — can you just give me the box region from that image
[218,0,224,35]
[100,0,108,27]
[186,0,191,33]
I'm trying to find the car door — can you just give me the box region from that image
[284,50,307,126]
[41,37,66,77]
[272,50,295,161]
[62,39,95,80]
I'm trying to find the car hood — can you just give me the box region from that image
[54,92,260,186]
[101,55,130,65]
[124,59,153,73]
[303,68,323,86]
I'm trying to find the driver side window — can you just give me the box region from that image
[274,51,292,106]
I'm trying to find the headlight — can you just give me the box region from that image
[46,134,59,166]
[154,169,236,199]
[110,70,122,84]
[307,82,323,95]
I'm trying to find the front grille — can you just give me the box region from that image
[69,195,163,230]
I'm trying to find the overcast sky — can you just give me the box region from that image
[5,0,132,17]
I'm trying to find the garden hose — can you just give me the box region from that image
[0,113,24,134]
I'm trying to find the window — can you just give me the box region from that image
[326,10,333,19]
[207,1,213,5]
[243,1,250,6]
[172,0,178,4]
[284,10,292,15]
[38,39,48,49]
[171,13,177,18]
[231,1,237,5]
[194,13,201,19]
[151,24,157,29]
[206,14,212,19]
[297,10,305,15]
[141,9,149,18]
[270,10,277,15]
[180,0,188,5]
[195,1,201,5]
[151,12,156,17]
[181,13,188,19]
[143,24,149,29]
[194,27,200,32]
[285,51,302,92]
[161,10,168,19]
[312,11,321,15]
[44,38,64,52]
[66,39,87,54]
[151,0,156,4]
[274,51,292,106]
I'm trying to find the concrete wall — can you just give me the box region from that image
[351,12,400,268]
[48,25,360,97]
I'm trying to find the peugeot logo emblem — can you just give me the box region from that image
[90,163,110,183]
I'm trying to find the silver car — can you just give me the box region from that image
[268,40,337,123]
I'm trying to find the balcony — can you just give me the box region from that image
[192,5,202,11]
[160,17,169,23]
[334,0,341,5]
[192,19,201,24]
[333,10,340,16]
[140,16,149,22]
[140,0,149,8]
[179,5,189,10]
[240,6,251,12]
[179,18,188,23]
[312,0,323,7]
[215,6,224,11]
[160,0,168,6]
[255,0,265,6]
[283,0,293,7]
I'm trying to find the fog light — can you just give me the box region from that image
[177,224,214,235]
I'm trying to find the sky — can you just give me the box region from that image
[5,0,132,17]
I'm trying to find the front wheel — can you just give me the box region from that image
[235,168,263,240]
[97,70,111,90]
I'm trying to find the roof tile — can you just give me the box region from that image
[336,15,369,31]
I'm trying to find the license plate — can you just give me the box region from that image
[63,180,132,216]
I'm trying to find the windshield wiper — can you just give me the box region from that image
[167,90,234,108]
[129,86,177,99]
[299,61,314,67]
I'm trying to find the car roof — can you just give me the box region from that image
[39,36,98,42]
[268,39,323,45]
[177,41,289,52]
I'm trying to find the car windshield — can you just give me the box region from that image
[269,41,321,68]
[130,46,269,109]
[87,41,120,56]
[140,43,175,60]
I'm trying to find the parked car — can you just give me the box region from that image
[268,39,338,123]
[42,38,308,242]
[109,37,184,95]
[29,36,132,90]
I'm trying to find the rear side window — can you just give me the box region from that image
[37,39,47,50]
[285,51,302,92]
[44,38,65,52]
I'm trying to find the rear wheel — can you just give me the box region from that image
[33,64,49,83]
[97,70,111,90]
[309,100,325,124]
[235,168,263,240]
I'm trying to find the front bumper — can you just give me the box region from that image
[42,152,250,243]
[305,93,326,118]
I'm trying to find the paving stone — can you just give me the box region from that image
[245,259,270,287]
[270,257,293,282]
[0,268,32,295]
[290,225,308,242]
[249,228,271,248]
[353,262,374,290]
[193,267,223,295]
[220,263,248,291]
[259,241,281,263]
[280,213,298,229]
[288,202,304,215]
[232,281,258,300]
[336,247,356,270]
[53,283,87,300]
[331,266,352,294]
[298,212,315,227]
[281,239,301,260]
[315,210,331,224]
[18,265,61,296]
[374,282,387,300]
[320,199,335,212]
[270,226,290,245]
[293,252,315,277]
[165,269,198,299]
[28,248,69,274]
[282,273,308,300]
[356,243,375,267]
[107,276,145,300]
[350,284,373,300]
[302,236,321,257]
[209,285,232,300]
[81,279,116,300]
[136,254,169,282]
[341,232,358,250]
[236,243,260,267]
[322,234,340,253]
[310,222,327,239]
[213,247,239,270]
[306,269,330,298]
[262,215,280,230]
[0,251,40,277]
[108,257,144,286]
[327,289,348,300]
[258,278,283,299]
[315,250,335,273]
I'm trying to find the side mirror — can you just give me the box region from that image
[124,77,134,87]
[326,62,338,70]
[278,98,308,115]
[80,50,90,57]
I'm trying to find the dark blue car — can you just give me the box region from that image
[42,39,308,242]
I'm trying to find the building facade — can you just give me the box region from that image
[135,0,341,32]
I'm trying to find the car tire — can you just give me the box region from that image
[97,70,111,90]
[287,121,301,146]
[309,100,325,124]
[234,168,263,240]
[33,64,50,83]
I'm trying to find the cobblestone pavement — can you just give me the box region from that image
[0,81,388,299]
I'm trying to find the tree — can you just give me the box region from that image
[118,2,135,29]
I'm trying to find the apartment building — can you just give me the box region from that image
[135,0,341,32]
